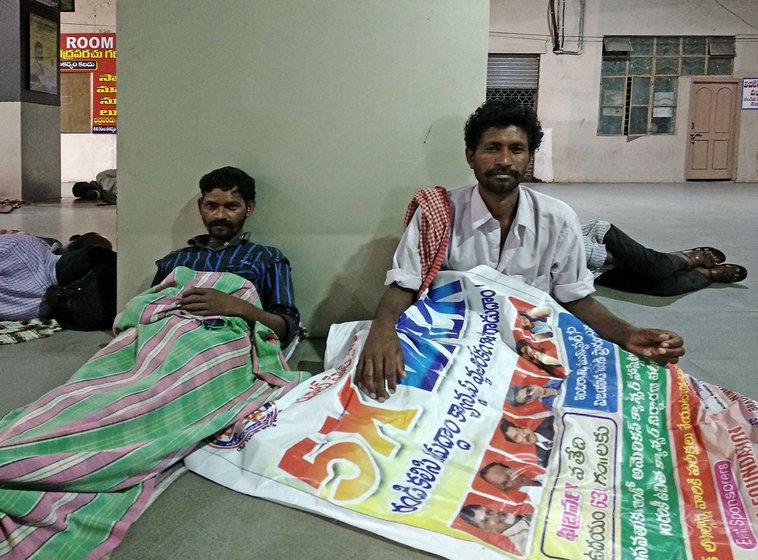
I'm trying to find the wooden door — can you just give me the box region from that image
[685,81,738,180]
[60,73,91,133]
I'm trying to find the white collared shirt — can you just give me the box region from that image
[502,516,531,553]
[386,184,595,303]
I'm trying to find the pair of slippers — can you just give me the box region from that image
[680,247,747,283]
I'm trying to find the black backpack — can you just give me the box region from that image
[45,248,117,331]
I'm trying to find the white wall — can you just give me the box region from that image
[60,0,117,183]
[61,134,116,182]
[490,0,758,183]
[117,0,489,335]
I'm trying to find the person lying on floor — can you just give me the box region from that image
[356,99,684,402]
[0,230,114,322]
[0,167,307,559]
[152,165,299,347]
[72,168,117,204]
[582,220,747,296]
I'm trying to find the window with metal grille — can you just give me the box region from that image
[486,55,540,179]
[486,55,539,109]
[598,36,735,136]
[487,88,537,107]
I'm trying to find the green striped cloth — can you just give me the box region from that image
[0,267,309,559]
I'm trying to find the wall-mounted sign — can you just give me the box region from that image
[742,77,758,110]
[59,33,117,133]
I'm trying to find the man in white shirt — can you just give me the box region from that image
[357,100,684,402]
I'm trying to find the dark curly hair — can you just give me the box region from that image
[464,100,543,153]
[65,232,112,253]
[199,166,256,203]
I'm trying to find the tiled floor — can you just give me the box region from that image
[1,183,117,249]
[1,181,757,559]
[541,182,758,401]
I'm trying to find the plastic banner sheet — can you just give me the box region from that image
[60,33,117,133]
[185,266,758,559]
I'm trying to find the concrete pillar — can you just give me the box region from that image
[0,0,61,201]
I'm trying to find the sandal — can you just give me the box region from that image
[696,263,748,283]
[678,247,726,269]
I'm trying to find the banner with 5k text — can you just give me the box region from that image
[186,266,758,560]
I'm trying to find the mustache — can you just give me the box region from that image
[209,220,233,228]
[486,167,520,177]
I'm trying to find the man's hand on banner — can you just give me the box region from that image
[356,283,415,402]
[357,322,407,402]
[563,295,685,365]
[623,328,685,365]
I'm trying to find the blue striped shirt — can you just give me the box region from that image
[153,232,299,344]
[0,234,60,320]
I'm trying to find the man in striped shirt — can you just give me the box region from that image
[582,219,747,295]
[0,233,60,321]
[0,231,113,321]
[152,166,299,346]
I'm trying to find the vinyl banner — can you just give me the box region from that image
[59,33,117,133]
[185,266,758,559]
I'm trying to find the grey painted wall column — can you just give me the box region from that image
[0,0,61,201]
[117,0,489,335]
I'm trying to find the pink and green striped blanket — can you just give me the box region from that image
[0,267,308,559]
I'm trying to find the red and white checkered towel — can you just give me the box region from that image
[403,186,450,297]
